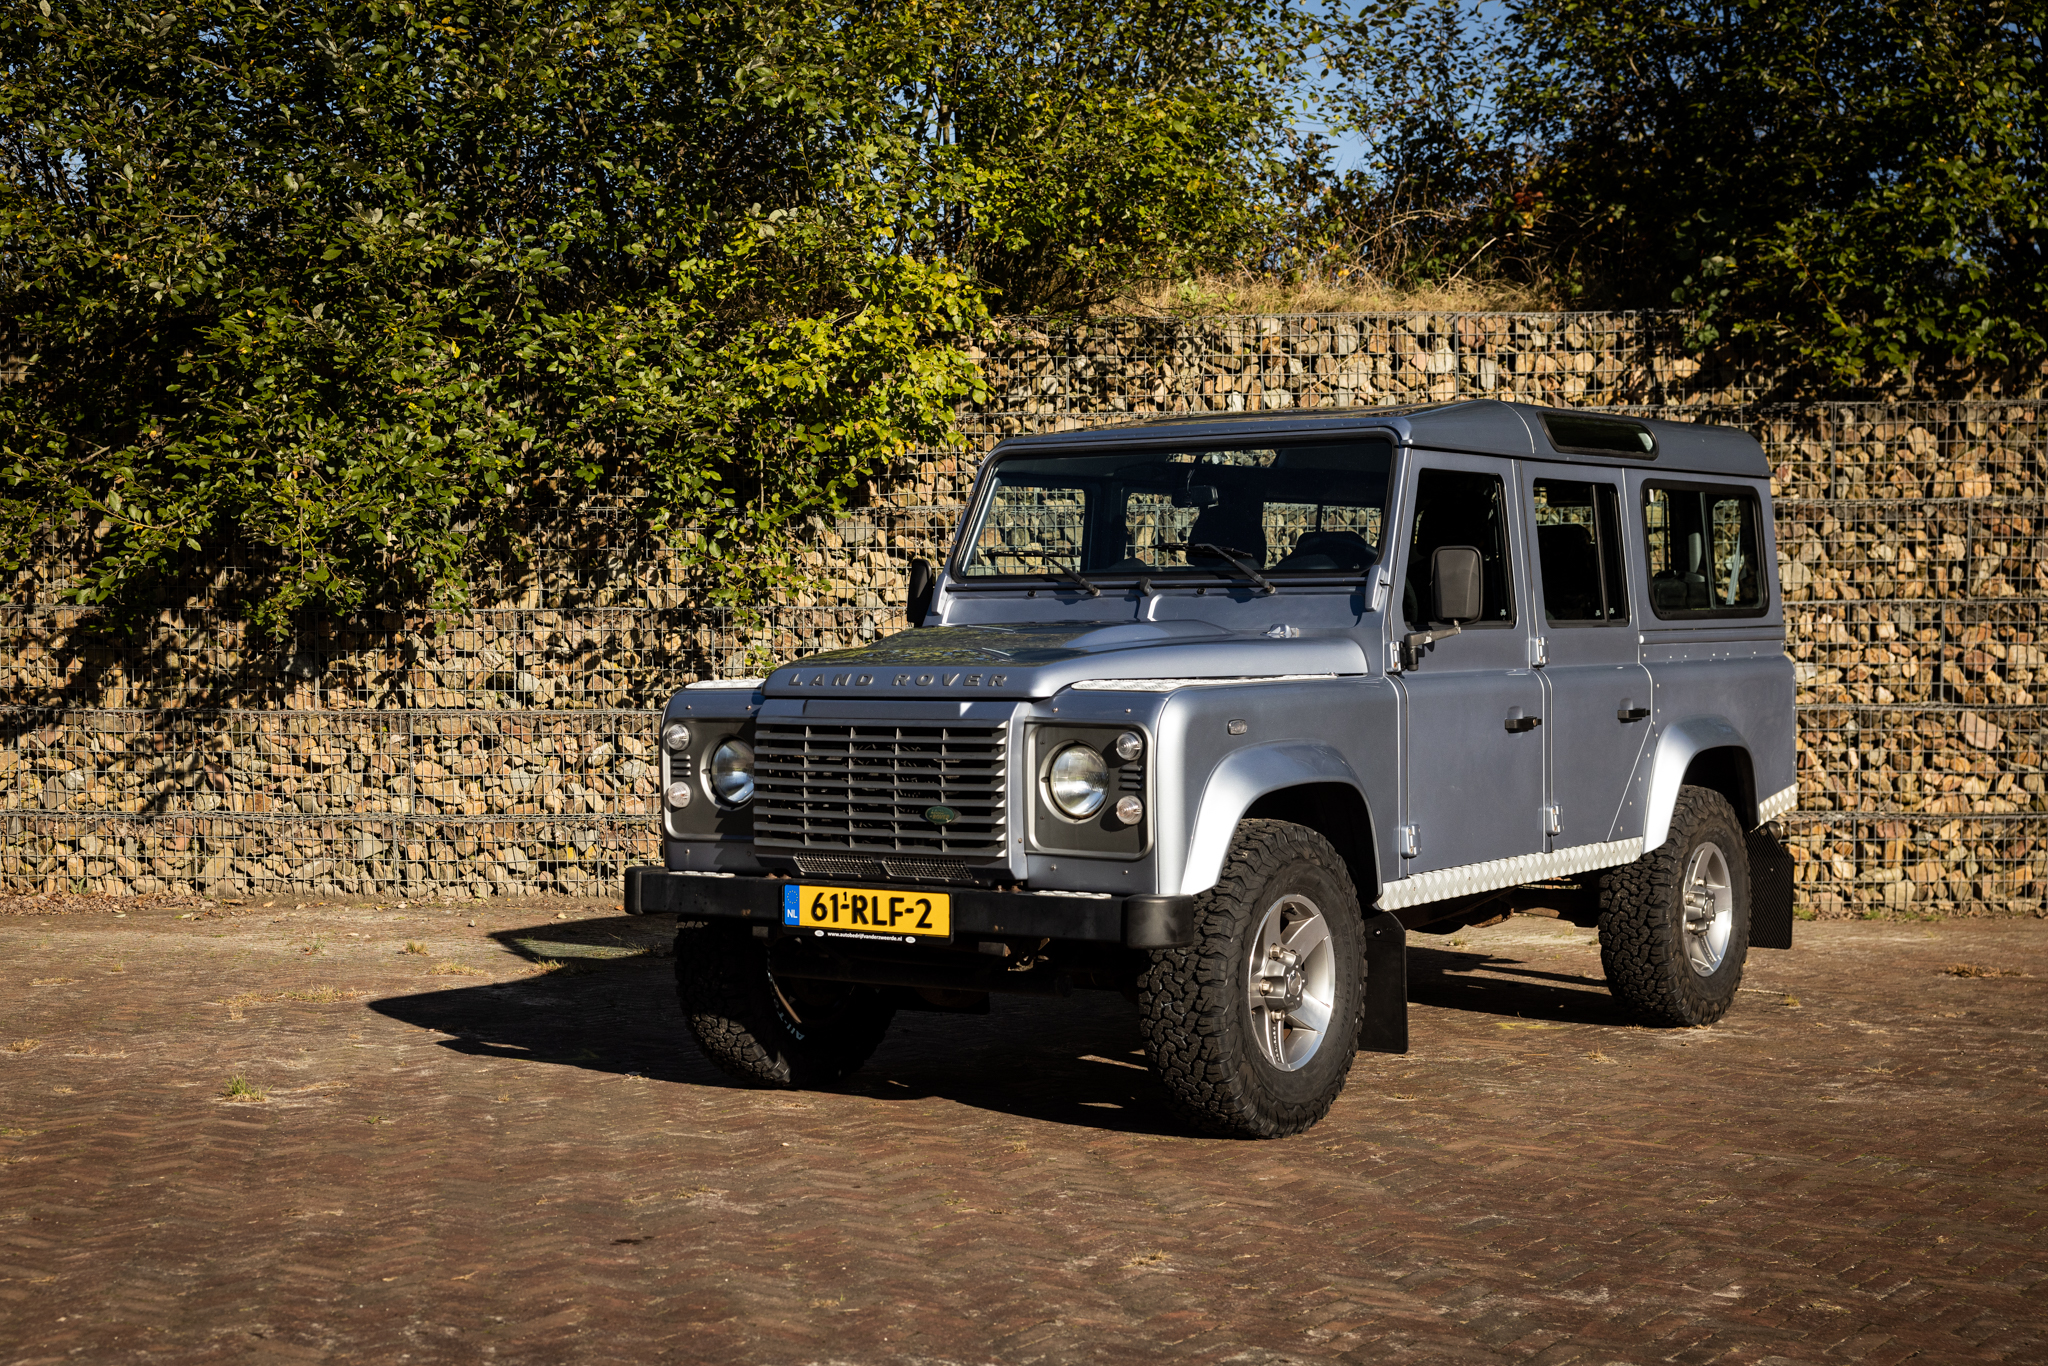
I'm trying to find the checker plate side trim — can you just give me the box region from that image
[1378,837,1646,911]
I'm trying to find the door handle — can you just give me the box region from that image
[1504,712,1542,734]
[1618,705,1650,723]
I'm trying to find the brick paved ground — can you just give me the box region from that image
[1,898,2044,1365]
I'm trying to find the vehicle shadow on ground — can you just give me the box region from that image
[369,915,1641,1136]
[1407,941,1636,1028]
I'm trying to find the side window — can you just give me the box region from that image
[1532,478,1629,624]
[1404,468,1515,630]
[1643,484,1767,616]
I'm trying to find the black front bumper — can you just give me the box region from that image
[625,867,1194,949]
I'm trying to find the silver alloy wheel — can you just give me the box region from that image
[1681,841,1735,976]
[1244,893,1336,1071]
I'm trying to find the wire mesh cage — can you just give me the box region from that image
[2,316,2042,914]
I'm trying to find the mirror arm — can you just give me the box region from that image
[1400,621,1463,669]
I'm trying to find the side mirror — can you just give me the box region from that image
[907,556,936,626]
[1431,545,1483,622]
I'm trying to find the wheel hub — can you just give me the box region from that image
[1681,841,1735,977]
[1244,895,1336,1072]
[1256,946,1307,1012]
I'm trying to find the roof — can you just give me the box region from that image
[994,399,1770,480]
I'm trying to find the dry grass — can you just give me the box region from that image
[28,977,76,987]
[1110,271,1563,319]
[426,961,485,977]
[1941,963,2028,979]
[401,941,429,955]
[214,986,364,1020]
[5,1038,44,1055]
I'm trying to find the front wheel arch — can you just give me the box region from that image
[1244,782,1379,911]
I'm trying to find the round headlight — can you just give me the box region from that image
[664,781,693,809]
[1111,730,1144,762]
[1046,743,1109,820]
[662,721,692,751]
[1113,795,1144,826]
[708,738,755,805]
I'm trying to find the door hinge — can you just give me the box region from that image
[1386,640,1404,673]
[1528,635,1548,667]
[1399,824,1421,859]
[1542,804,1562,836]
[1370,565,1393,614]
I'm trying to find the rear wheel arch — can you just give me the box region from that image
[1640,717,1760,849]
[1681,745,1758,829]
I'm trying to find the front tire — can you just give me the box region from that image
[1137,819,1365,1138]
[1597,785,1752,1026]
[675,923,895,1087]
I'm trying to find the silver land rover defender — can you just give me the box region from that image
[627,400,1798,1138]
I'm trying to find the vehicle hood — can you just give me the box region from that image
[762,621,1371,701]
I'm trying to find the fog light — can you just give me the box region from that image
[1112,731,1143,762]
[664,781,692,809]
[1113,795,1144,826]
[662,721,691,751]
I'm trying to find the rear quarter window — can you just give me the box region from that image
[1642,484,1769,618]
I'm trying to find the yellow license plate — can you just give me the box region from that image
[783,885,952,940]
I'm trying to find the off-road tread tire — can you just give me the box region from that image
[675,924,894,1088]
[1136,819,1365,1139]
[1597,784,1751,1027]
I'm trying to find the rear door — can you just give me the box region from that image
[1518,463,1654,849]
[1392,453,1547,873]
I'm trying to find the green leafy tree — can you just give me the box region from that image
[1506,0,2047,383]
[0,0,1003,632]
[1304,0,1538,290]
[898,0,1305,311]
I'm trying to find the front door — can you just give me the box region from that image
[1393,453,1546,873]
[1518,463,1654,849]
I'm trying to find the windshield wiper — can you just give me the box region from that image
[980,551,1101,597]
[1038,565,1101,598]
[1162,542,1277,595]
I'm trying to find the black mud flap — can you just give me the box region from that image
[1747,826,1795,949]
[1358,909,1409,1054]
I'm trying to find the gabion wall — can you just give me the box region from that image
[3,312,2044,917]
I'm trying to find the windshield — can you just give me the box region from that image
[955,438,1395,581]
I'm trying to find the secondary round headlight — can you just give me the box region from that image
[1047,743,1109,819]
[662,721,692,751]
[708,738,755,805]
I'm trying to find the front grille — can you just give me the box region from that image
[793,854,979,885]
[755,721,1008,863]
